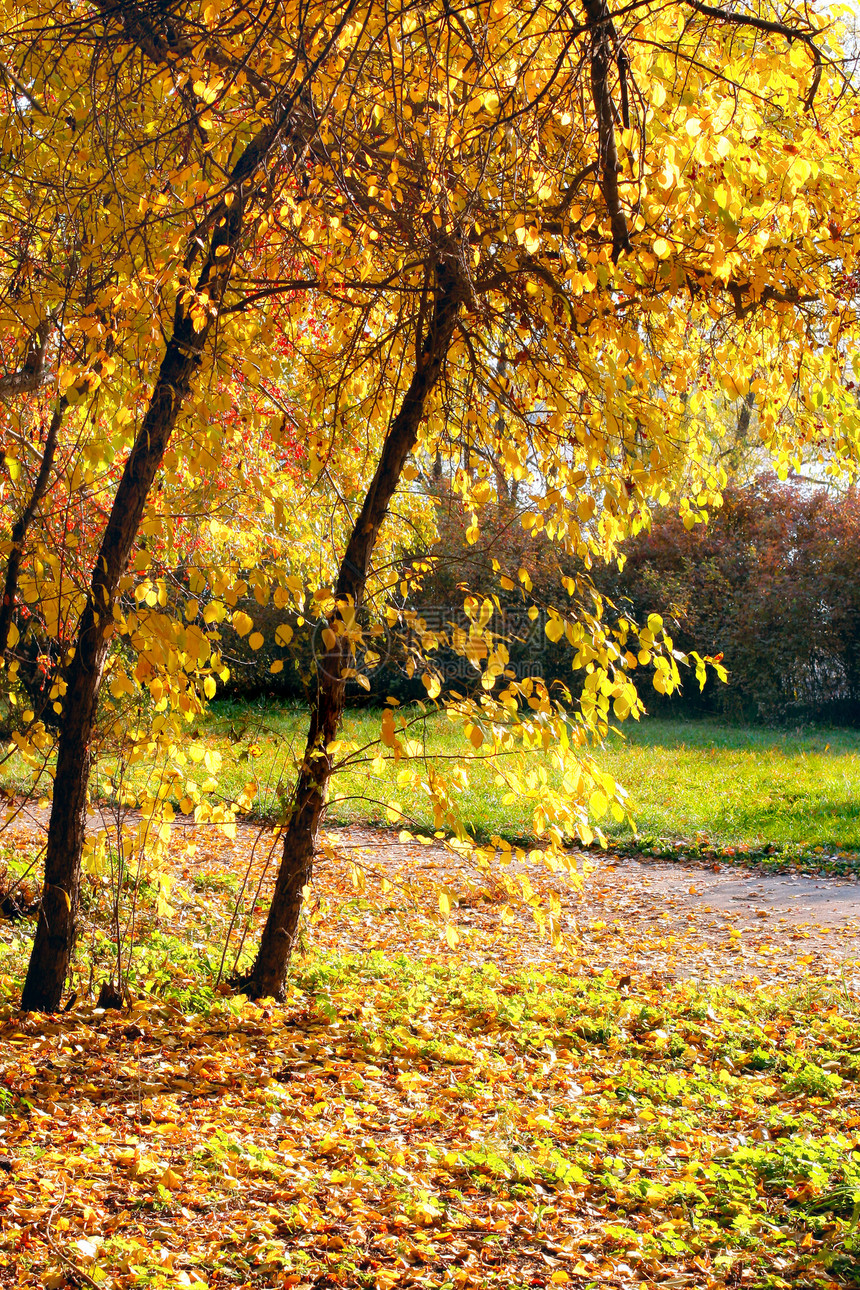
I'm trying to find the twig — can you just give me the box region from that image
[43,1181,102,1290]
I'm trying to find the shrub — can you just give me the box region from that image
[599,476,860,724]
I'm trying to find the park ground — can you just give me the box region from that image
[0,713,858,1289]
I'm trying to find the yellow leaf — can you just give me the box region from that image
[423,672,441,699]
[110,672,135,699]
[232,611,253,637]
[248,631,264,650]
[381,708,396,746]
[203,601,226,624]
[589,789,608,818]
[793,157,812,185]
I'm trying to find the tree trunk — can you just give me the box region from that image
[241,258,463,1000]
[0,396,66,659]
[19,133,268,1011]
[20,343,205,1010]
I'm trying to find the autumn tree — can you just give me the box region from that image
[1,0,859,1008]
[596,475,860,724]
[0,0,355,1010]
[237,0,860,999]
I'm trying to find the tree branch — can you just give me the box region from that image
[0,317,56,403]
[0,397,67,658]
[682,0,823,110]
[582,0,631,262]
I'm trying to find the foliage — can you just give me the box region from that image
[1,812,859,1288]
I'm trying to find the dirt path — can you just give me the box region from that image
[589,854,860,930]
[329,824,860,935]
[5,801,860,988]
[324,826,860,988]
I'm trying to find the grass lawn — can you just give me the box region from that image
[177,705,860,855]
[597,719,860,859]
[4,703,860,860]
[197,703,860,857]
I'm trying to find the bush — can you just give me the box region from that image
[599,476,860,724]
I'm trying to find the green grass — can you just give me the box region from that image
[168,704,860,857]
[597,719,860,859]
[196,703,860,857]
[6,703,860,861]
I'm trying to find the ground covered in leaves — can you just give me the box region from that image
[0,818,858,1290]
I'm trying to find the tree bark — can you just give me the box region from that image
[0,396,66,659]
[19,133,268,1011]
[240,259,464,1000]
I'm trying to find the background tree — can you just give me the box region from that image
[597,475,860,725]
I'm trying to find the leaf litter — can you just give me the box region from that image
[0,815,858,1289]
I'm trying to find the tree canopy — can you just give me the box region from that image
[0,0,858,1007]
